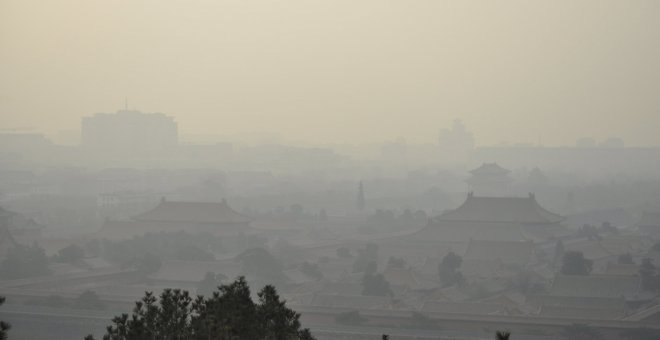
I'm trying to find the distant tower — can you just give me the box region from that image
[565,191,576,215]
[0,206,19,254]
[465,162,512,196]
[438,120,475,164]
[356,181,366,211]
[527,167,548,191]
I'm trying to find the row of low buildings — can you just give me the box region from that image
[74,192,658,321]
[2,178,660,335]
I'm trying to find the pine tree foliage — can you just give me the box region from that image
[89,277,314,340]
[0,296,9,340]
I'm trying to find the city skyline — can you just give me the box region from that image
[2,1,660,146]
[0,105,643,148]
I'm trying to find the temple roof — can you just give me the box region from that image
[133,199,250,225]
[469,162,510,176]
[438,193,563,224]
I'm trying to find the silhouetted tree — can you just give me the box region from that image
[352,243,378,273]
[298,329,315,340]
[578,224,601,241]
[335,310,365,326]
[235,248,285,284]
[600,221,617,234]
[196,272,227,297]
[356,181,365,211]
[510,270,543,294]
[289,204,304,219]
[75,290,105,310]
[618,252,634,265]
[438,252,464,287]
[0,243,50,279]
[92,277,315,340]
[639,258,659,291]
[193,277,259,339]
[56,244,85,264]
[362,272,392,297]
[257,285,307,340]
[0,296,9,340]
[652,242,660,252]
[560,251,592,275]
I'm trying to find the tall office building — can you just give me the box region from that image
[81,109,178,156]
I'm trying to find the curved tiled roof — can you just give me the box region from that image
[469,162,510,176]
[438,194,563,224]
[406,220,527,243]
[133,200,250,225]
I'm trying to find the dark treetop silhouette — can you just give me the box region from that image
[86,276,314,340]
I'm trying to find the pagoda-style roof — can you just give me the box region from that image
[469,162,510,176]
[439,193,564,224]
[134,199,250,225]
[636,211,660,227]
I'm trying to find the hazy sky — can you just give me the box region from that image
[1,0,659,146]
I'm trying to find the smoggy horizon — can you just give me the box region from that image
[2,0,660,146]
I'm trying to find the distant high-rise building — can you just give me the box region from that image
[599,137,625,148]
[81,109,178,156]
[438,120,474,164]
[356,181,366,211]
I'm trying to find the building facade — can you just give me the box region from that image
[81,109,178,156]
